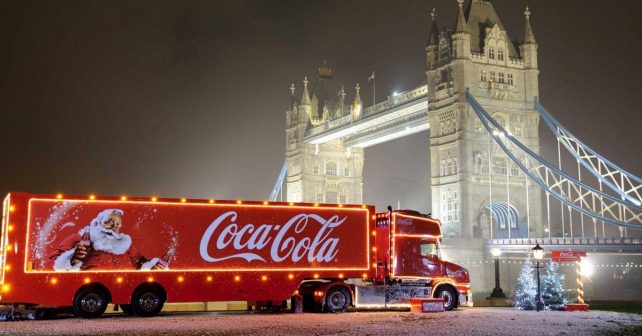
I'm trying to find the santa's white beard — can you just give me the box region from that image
[88,225,132,255]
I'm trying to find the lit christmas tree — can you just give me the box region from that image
[541,261,567,310]
[514,258,537,310]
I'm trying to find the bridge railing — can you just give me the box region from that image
[489,237,642,246]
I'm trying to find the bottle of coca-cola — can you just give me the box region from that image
[151,248,174,270]
[71,230,91,266]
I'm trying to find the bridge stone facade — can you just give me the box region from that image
[286,0,542,244]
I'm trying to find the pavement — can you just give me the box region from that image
[0,307,640,335]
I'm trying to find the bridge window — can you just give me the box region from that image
[480,70,487,82]
[514,123,523,137]
[507,73,514,85]
[488,48,495,59]
[316,193,324,203]
[326,162,337,176]
[339,194,347,204]
[442,191,458,223]
[326,191,338,204]
[474,119,483,133]
[511,163,520,176]
[490,71,496,82]
[344,167,350,177]
[498,72,505,84]
[313,164,319,175]
[498,48,504,61]
[493,156,507,175]
[494,115,506,129]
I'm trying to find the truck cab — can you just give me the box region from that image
[360,209,472,310]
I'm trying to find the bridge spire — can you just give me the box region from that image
[523,6,536,45]
[427,8,439,46]
[301,77,310,105]
[454,0,467,33]
[352,83,362,120]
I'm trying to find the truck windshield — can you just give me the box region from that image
[420,242,440,259]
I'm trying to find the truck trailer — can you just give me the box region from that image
[0,192,471,318]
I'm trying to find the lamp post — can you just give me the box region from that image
[532,243,545,311]
[490,247,506,298]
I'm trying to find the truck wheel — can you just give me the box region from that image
[73,287,108,318]
[324,287,350,313]
[131,288,165,317]
[435,286,458,311]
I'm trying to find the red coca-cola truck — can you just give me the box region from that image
[0,192,471,318]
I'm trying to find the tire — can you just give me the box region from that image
[435,286,458,311]
[323,286,350,313]
[119,304,133,315]
[73,287,109,318]
[131,288,165,317]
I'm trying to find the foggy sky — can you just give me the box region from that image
[1,0,641,213]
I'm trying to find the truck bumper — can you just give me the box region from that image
[458,290,473,307]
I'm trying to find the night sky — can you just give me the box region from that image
[1,0,641,213]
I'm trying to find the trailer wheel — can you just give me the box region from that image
[324,286,350,313]
[73,287,109,318]
[435,286,458,311]
[131,287,165,317]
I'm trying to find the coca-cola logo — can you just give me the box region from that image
[397,218,413,226]
[199,211,346,263]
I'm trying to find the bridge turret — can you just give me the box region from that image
[425,8,439,70]
[351,82,362,121]
[519,6,539,102]
[451,0,470,60]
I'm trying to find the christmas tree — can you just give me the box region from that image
[541,261,567,310]
[514,258,537,310]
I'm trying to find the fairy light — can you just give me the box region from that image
[116,277,124,283]
[151,197,157,202]
[236,200,242,204]
[288,274,294,280]
[289,202,294,206]
[50,278,58,285]
[4,264,10,271]
[206,276,213,282]
[234,275,241,282]
[180,198,187,203]
[338,273,344,279]
[2,284,9,292]
[177,276,184,282]
[9,206,15,212]
[261,275,268,281]
[84,278,91,284]
[314,203,319,207]
[56,194,63,199]
[263,201,268,205]
[7,225,13,232]
[89,195,96,200]
[338,204,343,208]
[120,196,127,201]
[313,274,319,279]
[5,245,11,252]
[371,230,376,236]
[209,199,215,204]
[147,276,154,282]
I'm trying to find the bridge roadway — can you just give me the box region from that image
[488,237,642,254]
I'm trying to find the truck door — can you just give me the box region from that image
[393,237,443,278]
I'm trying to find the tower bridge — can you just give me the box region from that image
[279,0,642,298]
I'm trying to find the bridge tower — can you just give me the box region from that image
[427,0,543,238]
[285,63,365,204]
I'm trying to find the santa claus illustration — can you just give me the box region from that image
[51,209,172,271]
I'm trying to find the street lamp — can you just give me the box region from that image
[490,247,506,298]
[532,244,545,311]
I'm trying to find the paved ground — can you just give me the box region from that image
[0,308,640,336]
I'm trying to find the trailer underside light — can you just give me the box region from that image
[147,276,154,282]
[234,275,241,282]
[261,275,267,281]
[313,274,319,279]
[84,278,91,284]
[50,278,58,285]
[116,277,124,283]
[177,276,184,282]
[338,273,344,279]
[288,274,294,280]
[206,276,213,282]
